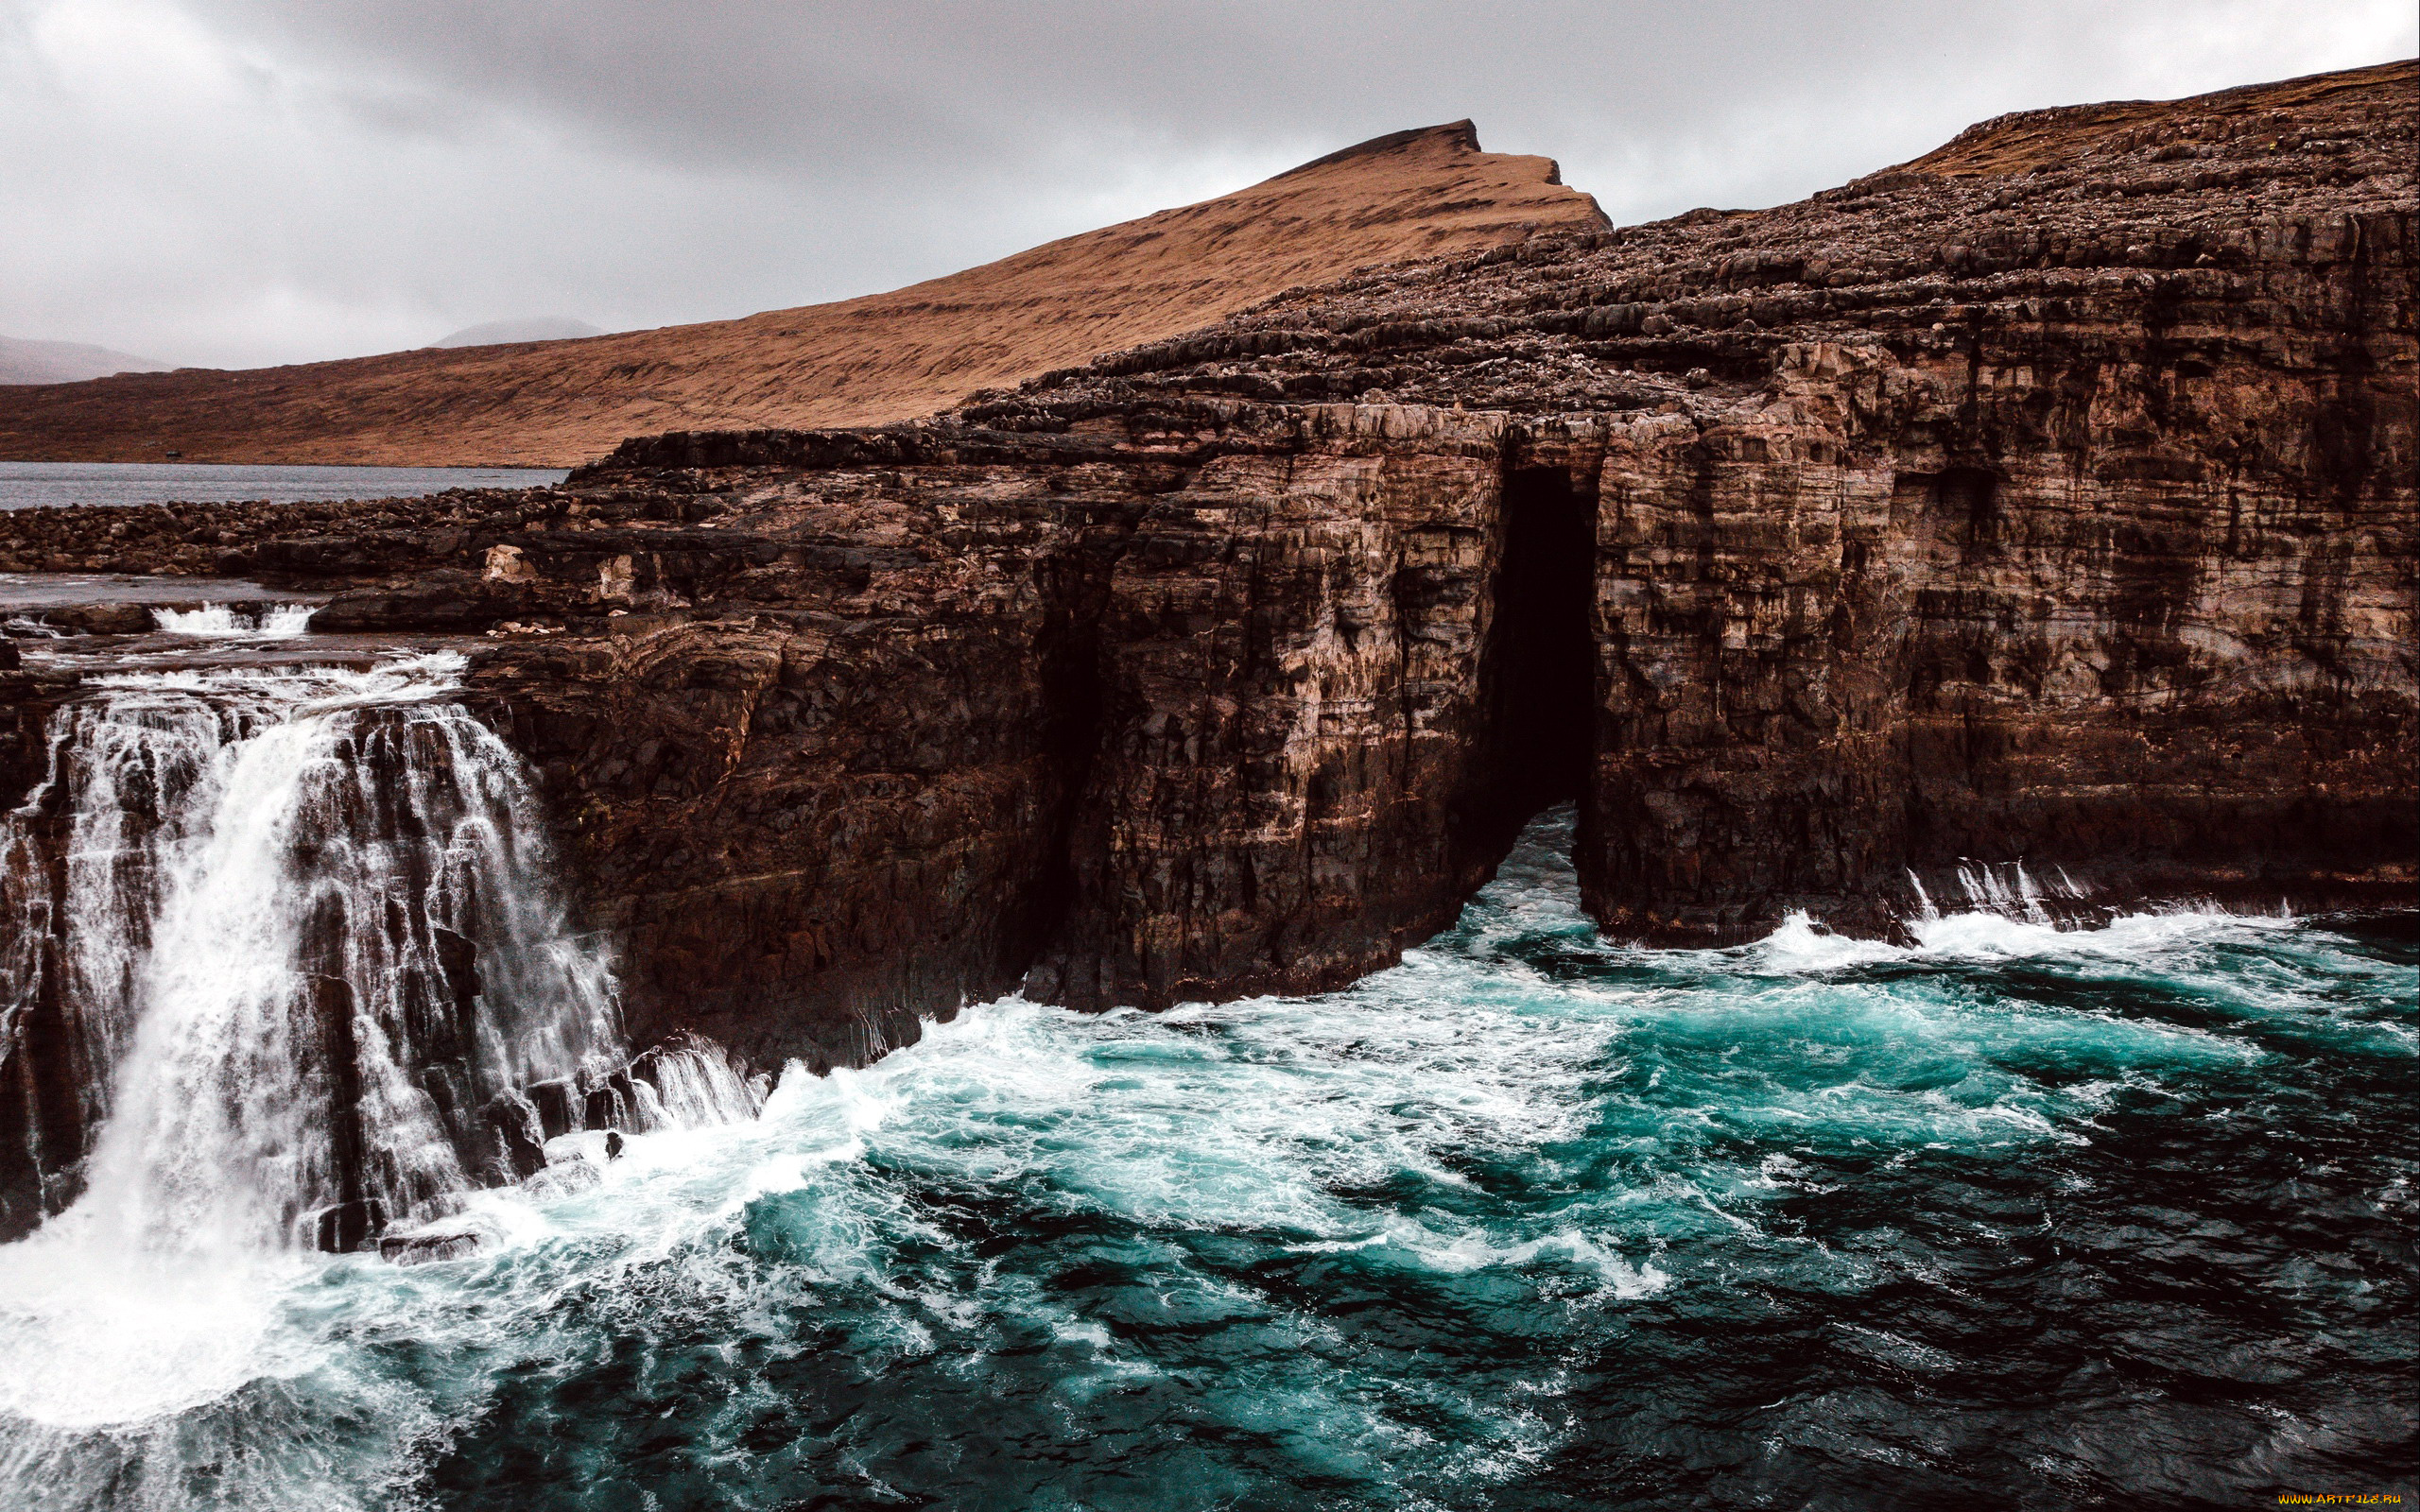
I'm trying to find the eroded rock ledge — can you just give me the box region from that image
[2,62,2412,1087]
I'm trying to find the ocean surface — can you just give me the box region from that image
[0,807,2411,1510]
[0,461,567,510]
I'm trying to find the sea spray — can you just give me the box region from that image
[0,808,2409,1508]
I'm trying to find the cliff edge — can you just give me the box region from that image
[2,66,2411,1230]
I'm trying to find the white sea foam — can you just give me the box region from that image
[0,799,2403,1509]
[1749,898,2302,974]
[1289,1214,1669,1296]
[149,602,316,638]
[1756,910,1908,971]
[1910,903,2294,958]
[0,1242,303,1428]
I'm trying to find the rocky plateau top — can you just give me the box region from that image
[2,64,2412,1229]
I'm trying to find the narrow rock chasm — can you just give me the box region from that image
[1471,465,1600,853]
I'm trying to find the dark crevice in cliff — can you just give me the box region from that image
[1027,631,1108,965]
[1938,466,2002,559]
[1465,465,1599,858]
[1019,523,1138,1003]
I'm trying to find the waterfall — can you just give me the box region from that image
[148,603,317,639]
[0,654,624,1257]
[0,651,768,1430]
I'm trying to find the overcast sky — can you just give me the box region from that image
[4,0,2411,370]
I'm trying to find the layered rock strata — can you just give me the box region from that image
[447,406,1537,1061]
[987,58,2420,942]
[1,60,2412,1113]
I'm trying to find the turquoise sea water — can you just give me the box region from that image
[0,811,2411,1509]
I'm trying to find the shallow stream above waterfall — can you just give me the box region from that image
[0,788,2412,1506]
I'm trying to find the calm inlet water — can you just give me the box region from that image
[0,461,567,509]
[0,802,2411,1509]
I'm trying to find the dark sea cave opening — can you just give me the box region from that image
[1469,464,1600,859]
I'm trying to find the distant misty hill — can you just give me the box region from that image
[433,318,605,348]
[0,335,174,385]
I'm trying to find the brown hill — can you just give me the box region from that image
[0,122,1603,468]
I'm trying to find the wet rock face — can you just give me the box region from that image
[1581,324,2416,941]
[993,60,2420,944]
[0,62,2410,1075]
[461,404,1539,1063]
[1023,413,1521,1009]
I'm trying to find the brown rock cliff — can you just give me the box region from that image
[1,61,2411,1139]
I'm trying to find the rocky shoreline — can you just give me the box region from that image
[3,62,2413,1233]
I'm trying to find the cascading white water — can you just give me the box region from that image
[1,679,251,1225]
[628,1037,768,1131]
[0,652,765,1430]
[149,603,317,639]
[1949,859,2085,922]
[0,655,624,1257]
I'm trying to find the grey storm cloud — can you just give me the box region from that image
[4,0,2412,369]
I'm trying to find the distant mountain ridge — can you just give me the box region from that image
[0,335,172,387]
[434,317,605,348]
[0,121,1606,466]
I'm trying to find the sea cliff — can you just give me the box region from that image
[2,62,2411,1227]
